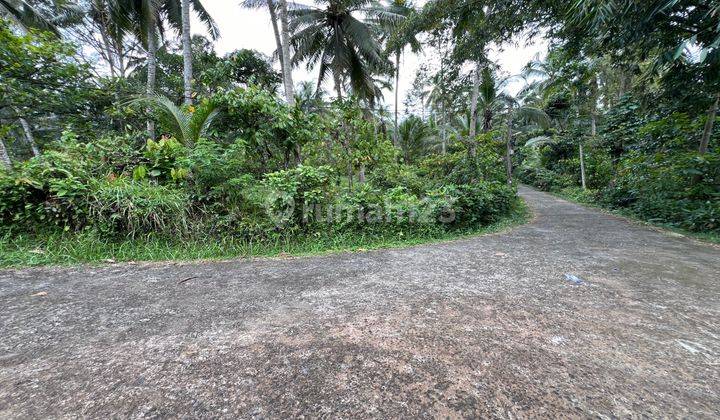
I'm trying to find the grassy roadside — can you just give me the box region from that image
[0,199,530,269]
[547,187,720,245]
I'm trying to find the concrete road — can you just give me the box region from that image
[1,187,719,418]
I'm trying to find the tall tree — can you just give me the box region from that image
[277,0,294,105]
[289,0,391,105]
[374,0,420,144]
[502,98,549,185]
[146,16,158,138]
[113,0,216,136]
[180,0,192,105]
[396,115,436,163]
[176,0,218,105]
[571,0,720,153]
[240,0,284,70]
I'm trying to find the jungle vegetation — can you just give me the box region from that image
[0,0,717,265]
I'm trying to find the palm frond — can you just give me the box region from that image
[524,135,553,147]
[0,0,60,35]
[124,94,192,145]
[515,106,551,129]
[189,0,219,39]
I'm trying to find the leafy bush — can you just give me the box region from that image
[517,166,574,191]
[445,182,516,228]
[133,137,189,183]
[419,138,506,186]
[0,151,90,230]
[368,163,427,196]
[262,165,335,228]
[601,151,720,232]
[212,87,320,172]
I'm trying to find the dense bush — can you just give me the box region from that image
[0,150,90,230]
[0,88,520,244]
[603,151,720,231]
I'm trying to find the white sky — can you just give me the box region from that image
[193,0,548,113]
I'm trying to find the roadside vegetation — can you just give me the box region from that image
[0,0,717,267]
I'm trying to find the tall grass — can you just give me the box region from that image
[0,200,529,268]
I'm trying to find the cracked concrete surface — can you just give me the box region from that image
[1,186,719,418]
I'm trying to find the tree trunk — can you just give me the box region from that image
[181,0,193,105]
[277,0,294,106]
[505,115,513,185]
[295,144,302,165]
[266,0,284,70]
[117,39,127,78]
[440,104,447,154]
[19,118,39,157]
[482,109,492,133]
[580,112,595,190]
[699,92,719,155]
[394,50,400,146]
[0,138,11,170]
[579,143,587,189]
[334,72,343,100]
[438,35,447,154]
[469,62,480,139]
[358,164,366,184]
[146,26,157,139]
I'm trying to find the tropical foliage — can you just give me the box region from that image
[1,0,717,266]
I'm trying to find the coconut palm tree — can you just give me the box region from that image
[295,80,325,112]
[108,0,163,138]
[111,0,216,136]
[450,113,482,140]
[180,0,192,105]
[289,0,391,106]
[276,0,295,105]
[370,0,420,143]
[522,56,603,189]
[241,0,295,105]
[396,115,436,163]
[241,0,284,69]
[166,0,218,105]
[476,67,514,133]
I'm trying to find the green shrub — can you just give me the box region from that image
[333,184,443,234]
[134,137,189,183]
[445,182,516,228]
[0,151,90,230]
[212,87,320,172]
[559,186,598,204]
[600,151,720,232]
[518,166,574,191]
[368,163,426,196]
[262,165,335,228]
